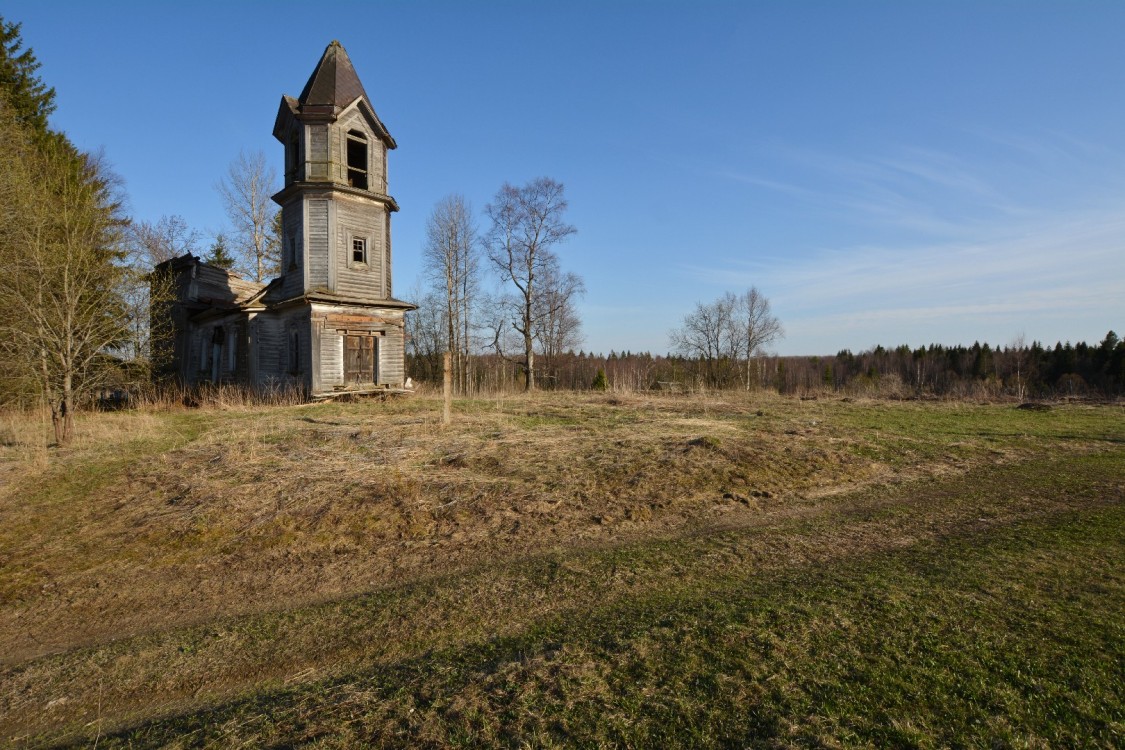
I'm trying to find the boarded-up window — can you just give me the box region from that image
[344,335,376,384]
[210,327,224,383]
[288,330,300,374]
[226,329,237,372]
[286,131,299,181]
[199,332,209,372]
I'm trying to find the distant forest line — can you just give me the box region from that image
[408,331,1125,399]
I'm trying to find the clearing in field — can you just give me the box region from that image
[0,392,1121,747]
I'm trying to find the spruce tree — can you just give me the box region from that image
[205,233,237,270]
[591,367,609,391]
[0,17,57,140]
[0,17,129,439]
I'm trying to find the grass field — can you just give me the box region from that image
[0,392,1121,747]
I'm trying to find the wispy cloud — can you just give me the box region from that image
[718,132,1125,237]
[874,146,1022,215]
[715,171,821,200]
[694,205,1125,307]
[691,132,1125,351]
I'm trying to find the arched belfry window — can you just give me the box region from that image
[346,130,368,190]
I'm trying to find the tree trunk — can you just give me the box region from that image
[525,344,535,391]
[442,350,452,425]
[52,392,73,446]
[60,374,74,445]
[524,288,535,391]
[51,403,63,446]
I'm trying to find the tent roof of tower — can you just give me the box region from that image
[275,40,396,148]
[299,40,368,110]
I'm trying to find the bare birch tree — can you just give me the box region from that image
[485,178,577,391]
[422,194,479,394]
[533,261,585,376]
[129,214,200,268]
[404,285,446,383]
[669,294,734,386]
[731,287,784,389]
[216,150,279,282]
[1006,333,1029,401]
[670,287,782,388]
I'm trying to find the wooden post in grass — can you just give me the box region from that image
[443,350,452,425]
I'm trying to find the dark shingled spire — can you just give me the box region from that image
[275,39,395,148]
[297,40,371,111]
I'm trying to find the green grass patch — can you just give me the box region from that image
[19,445,1123,749]
[78,501,1123,749]
[3,395,1123,747]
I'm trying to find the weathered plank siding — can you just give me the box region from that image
[294,308,313,390]
[317,321,345,388]
[334,197,384,299]
[308,199,330,292]
[252,315,282,387]
[279,199,305,299]
[380,324,405,384]
[384,209,393,298]
[152,256,264,386]
[170,263,260,307]
[196,267,259,303]
[308,125,330,180]
[252,308,314,391]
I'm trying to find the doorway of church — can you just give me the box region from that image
[344,335,378,385]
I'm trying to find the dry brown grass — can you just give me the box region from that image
[0,391,1112,661]
[0,391,1121,744]
[0,408,50,478]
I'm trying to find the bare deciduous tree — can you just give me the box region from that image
[121,215,201,364]
[404,285,446,383]
[733,287,784,389]
[670,287,783,388]
[669,294,734,386]
[216,150,279,282]
[128,214,200,268]
[1006,332,1029,401]
[534,261,585,375]
[0,116,128,443]
[485,177,577,391]
[422,194,479,394]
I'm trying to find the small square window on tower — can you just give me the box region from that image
[352,236,367,264]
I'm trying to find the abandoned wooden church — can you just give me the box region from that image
[153,40,413,395]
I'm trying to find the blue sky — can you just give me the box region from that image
[8,1,1125,355]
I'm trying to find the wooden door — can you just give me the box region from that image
[344,335,375,384]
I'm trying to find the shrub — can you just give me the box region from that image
[591,368,608,391]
